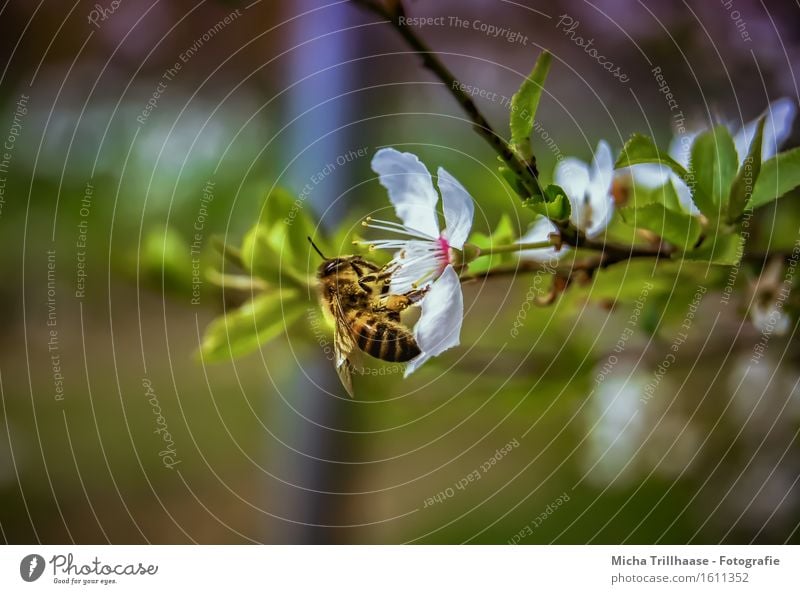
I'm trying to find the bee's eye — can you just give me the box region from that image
[323,259,341,275]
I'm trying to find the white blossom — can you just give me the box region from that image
[364,148,474,375]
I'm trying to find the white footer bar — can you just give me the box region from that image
[1,545,796,592]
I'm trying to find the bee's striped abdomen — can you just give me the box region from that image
[351,311,420,363]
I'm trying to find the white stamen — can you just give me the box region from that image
[358,215,452,292]
[361,217,437,241]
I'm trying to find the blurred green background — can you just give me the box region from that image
[1,0,799,544]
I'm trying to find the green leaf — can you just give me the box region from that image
[200,291,305,361]
[747,146,800,210]
[628,180,682,213]
[142,226,193,293]
[619,203,701,250]
[212,236,245,269]
[242,188,324,283]
[492,212,515,244]
[683,233,744,265]
[657,180,683,213]
[728,117,765,221]
[527,184,571,220]
[241,224,283,283]
[510,51,552,160]
[615,134,690,180]
[263,188,320,262]
[689,125,738,218]
[615,135,715,217]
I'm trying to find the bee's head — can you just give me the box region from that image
[317,257,345,278]
[308,237,345,278]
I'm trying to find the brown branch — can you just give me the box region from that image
[350,0,542,198]
[459,241,789,290]
[459,260,553,283]
[459,249,664,285]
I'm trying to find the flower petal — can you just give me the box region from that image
[673,177,700,216]
[583,141,615,238]
[387,240,445,295]
[554,157,591,203]
[405,265,463,376]
[668,132,696,169]
[735,98,798,164]
[590,140,614,196]
[555,157,592,231]
[437,167,474,249]
[403,352,432,377]
[371,148,440,239]
[751,302,791,337]
[764,98,798,160]
[585,193,614,239]
[628,163,671,189]
[733,123,755,166]
[516,216,565,263]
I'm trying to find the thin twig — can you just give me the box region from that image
[460,243,786,286]
[460,261,551,283]
[458,250,659,284]
[351,0,541,197]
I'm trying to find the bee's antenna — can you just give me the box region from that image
[307,236,326,260]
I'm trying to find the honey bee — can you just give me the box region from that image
[309,237,427,396]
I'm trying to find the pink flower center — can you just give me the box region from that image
[437,236,452,268]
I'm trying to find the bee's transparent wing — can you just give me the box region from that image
[331,294,356,398]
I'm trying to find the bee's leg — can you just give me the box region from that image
[358,274,385,294]
[352,257,383,273]
[376,295,408,312]
[403,286,429,304]
[376,286,429,312]
[358,265,398,294]
[359,264,398,283]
